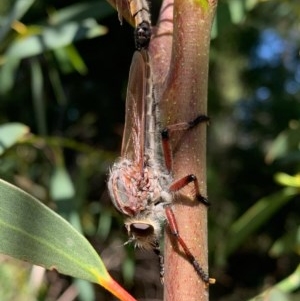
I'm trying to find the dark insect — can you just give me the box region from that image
[116,0,152,49]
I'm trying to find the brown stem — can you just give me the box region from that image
[149,0,174,87]
[151,1,217,300]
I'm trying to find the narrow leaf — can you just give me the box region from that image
[225,187,298,256]
[5,20,107,60]
[228,0,246,24]
[48,2,113,25]
[269,226,300,257]
[274,172,300,188]
[50,165,75,201]
[248,264,300,301]
[265,124,300,164]
[0,0,36,42]
[30,58,47,135]
[0,58,20,94]
[53,45,88,75]
[0,179,137,301]
[0,123,29,155]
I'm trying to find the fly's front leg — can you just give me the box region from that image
[169,175,209,206]
[153,240,164,284]
[161,115,210,206]
[165,206,215,285]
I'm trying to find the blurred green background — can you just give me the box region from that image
[0,0,299,300]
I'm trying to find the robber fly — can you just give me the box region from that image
[107,50,214,284]
[116,0,151,49]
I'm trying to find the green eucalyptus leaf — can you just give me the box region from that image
[248,265,300,300]
[270,226,300,257]
[75,278,95,301]
[0,0,36,42]
[0,58,20,94]
[248,288,290,301]
[275,172,300,188]
[30,58,47,135]
[0,179,138,301]
[228,0,246,24]
[5,20,107,60]
[53,45,88,75]
[50,166,75,201]
[265,123,300,164]
[48,1,113,25]
[0,123,29,155]
[0,179,109,283]
[225,187,298,256]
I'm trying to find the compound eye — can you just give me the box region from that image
[130,223,154,237]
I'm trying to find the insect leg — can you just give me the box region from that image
[169,174,210,206]
[153,240,164,284]
[161,115,210,172]
[161,114,210,205]
[165,206,215,285]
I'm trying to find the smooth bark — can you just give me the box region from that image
[150,1,217,300]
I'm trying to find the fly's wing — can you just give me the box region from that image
[115,0,151,27]
[128,0,151,28]
[121,50,147,170]
[115,0,133,26]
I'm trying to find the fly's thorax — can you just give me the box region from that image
[145,154,173,191]
[108,157,172,217]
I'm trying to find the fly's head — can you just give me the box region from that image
[125,217,162,250]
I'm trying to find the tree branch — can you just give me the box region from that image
[150,1,217,300]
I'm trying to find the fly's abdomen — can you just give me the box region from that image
[108,159,145,216]
[108,159,167,217]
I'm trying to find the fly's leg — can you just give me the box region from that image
[161,114,210,172]
[153,240,164,284]
[161,115,210,206]
[165,206,215,285]
[162,115,214,284]
[169,175,209,206]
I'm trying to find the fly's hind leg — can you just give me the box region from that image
[161,115,210,206]
[165,206,215,285]
[153,240,164,284]
[169,175,209,206]
[161,115,215,285]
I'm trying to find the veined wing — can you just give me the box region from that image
[121,50,149,171]
[115,0,131,25]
